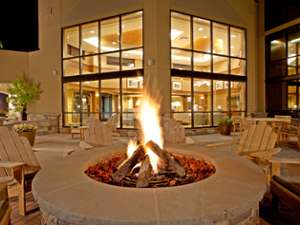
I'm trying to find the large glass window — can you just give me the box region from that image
[62,11,143,127]
[171,11,247,128]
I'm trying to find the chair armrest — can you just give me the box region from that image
[270,158,300,177]
[238,147,281,156]
[0,161,25,169]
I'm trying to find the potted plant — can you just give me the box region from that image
[7,73,42,121]
[218,117,233,135]
[13,123,37,146]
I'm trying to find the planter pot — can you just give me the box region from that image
[18,130,36,146]
[219,124,232,135]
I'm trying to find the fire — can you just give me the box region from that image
[126,95,163,173]
[127,140,138,158]
[138,96,163,148]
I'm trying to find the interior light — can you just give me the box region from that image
[271,40,280,45]
[202,36,208,39]
[231,34,236,38]
[290,38,300,44]
[89,30,95,34]
[112,41,117,45]
[95,92,99,97]
[84,37,99,47]
[171,29,183,40]
[200,95,205,100]
[198,27,204,31]
[294,105,297,109]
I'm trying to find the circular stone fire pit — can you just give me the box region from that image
[32,144,266,225]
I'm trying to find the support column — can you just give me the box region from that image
[143,0,171,116]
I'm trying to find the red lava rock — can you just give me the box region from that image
[85,152,216,188]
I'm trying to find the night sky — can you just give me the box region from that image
[0,0,39,52]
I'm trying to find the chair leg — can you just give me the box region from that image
[12,165,26,216]
[18,180,26,216]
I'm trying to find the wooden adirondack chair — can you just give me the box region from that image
[84,117,112,147]
[0,127,40,216]
[236,122,281,161]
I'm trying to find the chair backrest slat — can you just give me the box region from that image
[238,123,278,154]
[0,127,40,168]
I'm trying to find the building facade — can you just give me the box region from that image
[0,0,264,128]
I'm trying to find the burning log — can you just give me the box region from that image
[136,156,153,188]
[145,140,186,177]
[112,145,145,183]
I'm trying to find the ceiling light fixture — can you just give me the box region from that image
[291,38,300,44]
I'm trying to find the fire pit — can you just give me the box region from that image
[32,97,266,225]
[86,97,215,188]
[85,146,215,188]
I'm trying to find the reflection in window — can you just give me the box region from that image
[81,22,99,55]
[193,79,211,112]
[194,53,211,72]
[81,55,99,74]
[101,18,119,53]
[101,52,120,72]
[230,82,246,111]
[230,58,246,76]
[288,57,297,75]
[63,82,80,125]
[122,48,143,70]
[213,23,228,55]
[100,79,120,123]
[63,58,80,76]
[122,11,143,49]
[288,85,297,110]
[230,27,245,58]
[171,49,192,70]
[63,27,79,58]
[171,12,191,49]
[171,77,191,111]
[270,38,286,61]
[213,80,228,111]
[122,77,143,128]
[193,18,210,52]
[81,81,99,113]
[213,56,229,74]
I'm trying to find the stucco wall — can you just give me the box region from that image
[0,50,29,82]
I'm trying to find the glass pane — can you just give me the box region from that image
[171,77,191,112]
[101,52,120,72]
[269,60,286,77]
[213,80,228,111]
[288,31,300,57]
[63,82,80,113]
[171,12,191,49]
[213,23,228,55]
[81,81,99,113]
[193,79,211,112]
[213,112,228,126]
[230,27,245,58]
[230,58,246,75]
[81,55,99,74]
[64,113,80,126]
[194,112,211,127]
[100,79,120,123]
[270,37,286,61]
[171,49,192,70]
[121,11,143,49]
[194,53,211,72]
[288,85,297,109]
[63,26,79,58]
[213,56,229,74]
[101,17,119,53]
[173,113,191,128]
[193,18,210,52]
[122,48,143,70]
[230,82,246,111]
[81,22,99,55]
[122,77,143,128]
[63,58,80,76]
[287,57,297,75]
